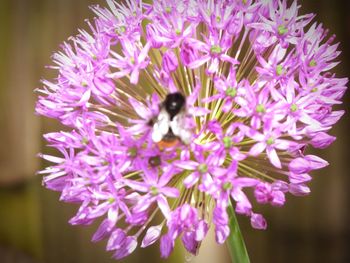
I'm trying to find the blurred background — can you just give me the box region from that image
[0,0,349,262]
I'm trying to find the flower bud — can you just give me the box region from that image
[215,224,230,244]
[290,155,328,174]
[113,236,137,260]
[254,183,271,204]
[92,219,114,242]
[195,220,208,241]
[180,40,197,66]
[235,201,252,216]
[162,50,178,72]
[288,157,310,174]
[289,183,310,196]
[288,173,312,184]
[305,155,329,170]
[146,24,163,48]
[271,191,285,207]
[250,213,267,230]
[107,229,127,251]
[160,234,175,258]
[141,224,163,248]
[310,132,336,149]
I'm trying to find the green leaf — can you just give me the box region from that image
[226,201,250,263]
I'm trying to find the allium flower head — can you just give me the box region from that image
[36,0,348,259]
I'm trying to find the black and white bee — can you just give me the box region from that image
[151,92,192,148]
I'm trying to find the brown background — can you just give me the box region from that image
[0,0,349,262]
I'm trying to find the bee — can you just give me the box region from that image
[151,92,192,148]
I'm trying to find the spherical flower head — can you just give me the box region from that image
[35,0,348,260]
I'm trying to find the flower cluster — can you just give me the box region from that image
[36,0,347,260]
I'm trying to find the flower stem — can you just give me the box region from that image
[226,201,250,263]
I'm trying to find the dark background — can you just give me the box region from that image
[0,0,349,262]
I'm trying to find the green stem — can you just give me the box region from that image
[226,201,250,263]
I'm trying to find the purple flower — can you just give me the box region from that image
[254,182,286,207]
[249,1,314,48]
[36,0,347,260]
[160,204,208,257]
[124,165,179,219]
[247,123,295,168]
[174,148,227,190]
[203,68,247,113]
[185,29,239,74]
[107,39,151,84]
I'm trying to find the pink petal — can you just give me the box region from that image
[183,172,200,188]
[187,55,210,69]
[38,154,64,163]
[157,195,171,220]
[123,180,149,192]
[267,147,281,168]
[161,187,179,198]
[130,69,140,84]
[249,142,266,156]
[128,97,150,120]
[174,161,198,170]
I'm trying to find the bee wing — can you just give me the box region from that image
[170,113,192,145]
[152,109,170,143]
